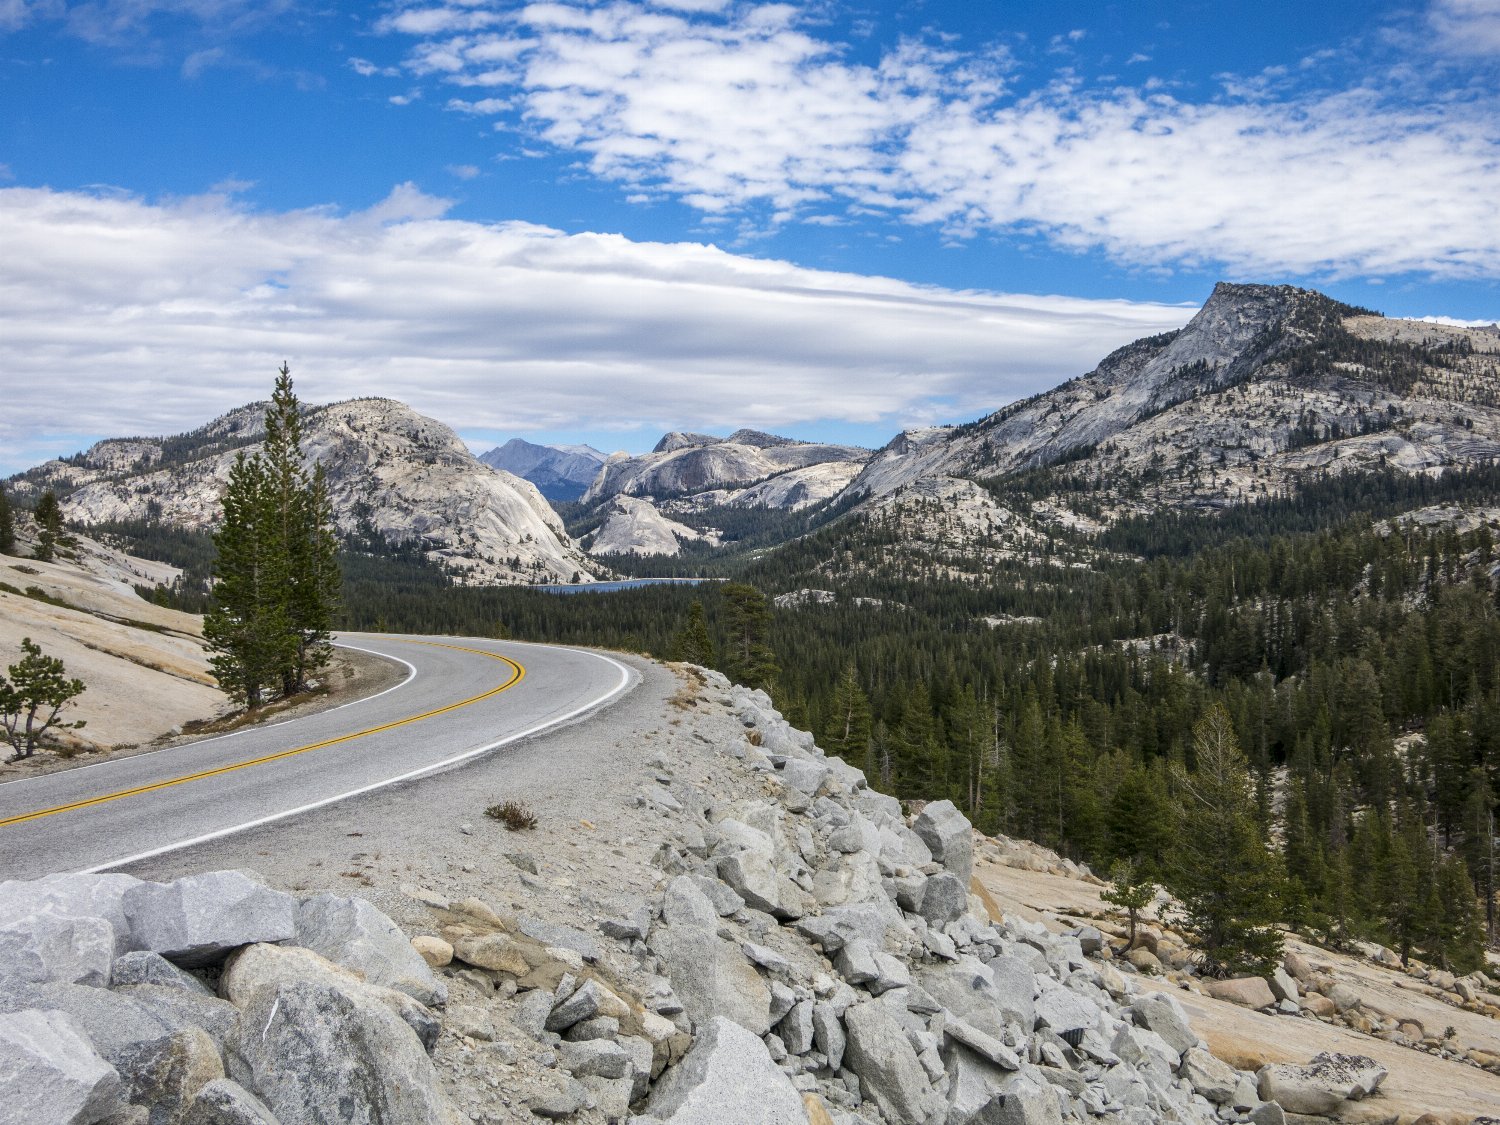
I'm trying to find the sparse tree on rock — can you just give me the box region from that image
[0,637,86,761]
[823,661,871,766]
[32,490,63,562]
[0,483,14,555]
[1101,858,1157,951]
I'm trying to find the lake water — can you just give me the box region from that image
[533,578,717,595]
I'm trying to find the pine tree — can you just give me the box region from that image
[671,601,715,666]
[0,482,14,555]
[204,452,292,707]
[261,365,339,695]
[721,583,778,692]
[33,490,63,562]
[823,661,871,763]
[0,637,87,761]
[1171,704,1285,975]
[1101,858,1157,951]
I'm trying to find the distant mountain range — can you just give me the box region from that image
[478,438,607,502]
[10,282,1499,583]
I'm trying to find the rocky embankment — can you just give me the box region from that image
[1,668,1403,1125]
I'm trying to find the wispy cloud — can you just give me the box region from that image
[1428,0,1500,55]
[0,183,1192,474]
[379,0,1500,280]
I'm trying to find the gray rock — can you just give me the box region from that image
[768,980,797,1026]
[123,873,296,968]
[715,853,801,921]
[917,872,968,927]
[0,911,114,989]
[111,985,240,1051]
[778,999,815,1055]
[0,1007,125,1125]
[512,988,555,1041]
[920,957,1032,1041]
[792,903,907,955]
[515,916,603,963]
[0,983,176,1062]
[225,978,452,1125]
[740,941,791,975]
[564,1016,620,1042]
[546,979,628,1033]
[182,1079,281,1125]
[1032,985,1098,1036]
[600,902,654,942]
[986,1075,1064,1125]
[841,1001,942,1124]
[111,952,211,995]
[528,1075,589,1120]
[1129,993,1196,1057]
[218,943,439,1052]
[834,939,880,986]
[911,800,973,887]
[868,951,912,995]
[557,1039,631,1079]
[1268,966,1299,1006]
[777,758,831,795]
[111,1026,224,1125]
[642,1016,806,1124]
[1180,1047,1239,1104]
[651,922,772,1037]
[1248,1101,1286,1125]
[661,877,719,929]
[942,1014,1021,1070]
[941,1039,1020,1125]
[1068,926,1105,956]
[293,894,446,1007]
[1256,1053,1386,1115]
[811,1002,846,1071]
[687,877,744,918]
[0,873,141,955]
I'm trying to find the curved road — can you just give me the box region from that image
[0,633,637,881]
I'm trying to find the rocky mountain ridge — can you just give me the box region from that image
[582,431,870,510]
[12,398,606,587]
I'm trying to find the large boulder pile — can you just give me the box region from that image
[412,676,1312,1125]
[0,869,455,1124]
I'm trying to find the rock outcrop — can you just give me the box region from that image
[0,870,456,1125]
[15,398,604,586]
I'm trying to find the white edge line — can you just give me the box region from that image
[0,640,418,790]
[77,648,638,875]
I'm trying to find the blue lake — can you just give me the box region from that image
[533,578,718,595]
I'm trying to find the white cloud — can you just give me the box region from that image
[1428,0,1500,54]
[0,184,1193,474]
[382,1,1500,280]
[446,163,481,179]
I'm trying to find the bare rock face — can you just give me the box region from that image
[1257,1052,1388,1115]
[224,977,452,1125]
[293,894,446,1008]
[588,496,718,558]
[581,429,869,509]
[0,1008,125,1125]
[640,1017,806,1125]
[34,397,601,587]
[123,873,297,969]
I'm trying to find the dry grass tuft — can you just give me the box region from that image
[487,799,538,831]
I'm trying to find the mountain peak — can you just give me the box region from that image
[652,432,723,454]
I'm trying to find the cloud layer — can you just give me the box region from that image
[386,0,1500,279]
[0,184,1192,474]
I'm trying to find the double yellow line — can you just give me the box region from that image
[0,641,524,830]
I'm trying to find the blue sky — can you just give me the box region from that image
[2,0,1499,474]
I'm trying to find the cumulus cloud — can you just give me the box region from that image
[0,184,1192,474]
[381,0,1500,279]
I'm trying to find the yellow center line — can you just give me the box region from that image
[0,640,524,830]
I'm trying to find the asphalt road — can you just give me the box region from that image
[0,633,637,880]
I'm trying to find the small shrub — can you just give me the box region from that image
[487,799,538,831]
